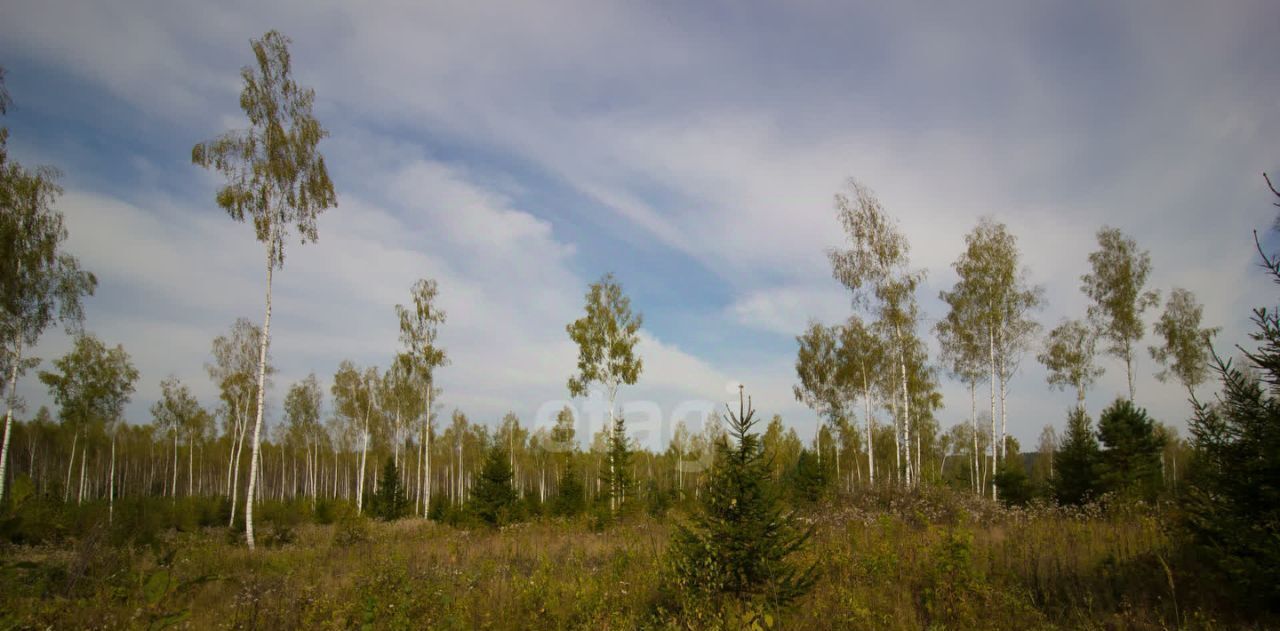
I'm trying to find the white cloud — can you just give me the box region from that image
[7,0,1278,447]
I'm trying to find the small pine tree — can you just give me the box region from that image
[1182,204,1280,610]
[551,459,586,517]
[1053,407,1101,506]
[470,447,518,526]
[994,437,1033,506]
[785,449,828,504]
[668,388,817,620]
[597,416,634,516]
[370,459,410,521]
[1097,398,1165,501]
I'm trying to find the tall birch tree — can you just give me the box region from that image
[827,180,925,487]
[1149,287,1219,397]
[0,68,97,505]
[192,30,337,549]
[1038,318,1104,409]
[395,278,447,517]
[942,218,1043,487]
[793,321,842,468]
[936,289,988,495]
[566,273,643,514]
[836,317,887,486]
[38,334,136,511]
[207,318,271,526]
[1081,227,1159,402]
[283,374,322,499]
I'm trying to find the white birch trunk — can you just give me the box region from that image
[861,362,875,487]
[989,330,998,502]
[970,381,979,495]
[65,430,77,502]
[244,240,274,550]
[896,326,913,487]
[109,434,116,524]
[0,347,21,505]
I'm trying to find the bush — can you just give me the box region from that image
[332,503,370,546]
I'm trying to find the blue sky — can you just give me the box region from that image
[2,0,1277,449]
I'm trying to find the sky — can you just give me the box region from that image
[2,0,1278,450]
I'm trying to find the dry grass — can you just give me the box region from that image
[0,494,1252,629]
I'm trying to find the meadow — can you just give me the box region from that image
[0,488,1250,630]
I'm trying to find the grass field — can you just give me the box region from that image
[0,488,1254,630]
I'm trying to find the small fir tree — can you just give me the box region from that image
[1097,398,1165,501]
[551,459,586,517]
[668,388,817,620]
[1053,407,1101,506]
[993,436,1033,506]
[370,459,410,521]
[470,447,518,526]
[1182,187,1280,609]
[597,416,635,516]
[785,449,829,505]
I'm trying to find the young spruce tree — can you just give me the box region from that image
[1052,407,1101,506]
[370,459,410,521]
[1182,175,1280,610]
[470,447,518,527]
[1096,398,1165,501]
[669,387,817,621]
[551,459,586,517]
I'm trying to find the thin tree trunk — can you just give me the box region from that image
[78,445,87,504]
[863,364,875,486]
[890,395,900,485]
[1125,342,1135,402]
[109,433,116,524]
[0,348,21,505]
[895,326,913,488]
[65,430,78,502]
[970,380,979,495]
[998,324,1008,463]
[989,330,998,502]
[172,432,178,499]
[245,240,274,550]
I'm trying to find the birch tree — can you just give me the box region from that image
[566,273,643,514]
[835,317,886,486]
[828,180,925,487]
[1081,227,1159,402]
[283,374,322,499]
[942,218,1043,486]
[332,361,378,514]
[0,67,97,504]
[207,318,270,525]
[38,334,137,511]
[936,285,988,494]
[192,30,337,549]
[1149,287,1219,397]
[1038,318,1104,409]
[395,278,447,517]
[793,321,842,468]
[150,376,202,498]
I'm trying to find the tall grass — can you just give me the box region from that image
[0,490,1258,629]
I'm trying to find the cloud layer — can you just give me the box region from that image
[2,0,1277,448]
